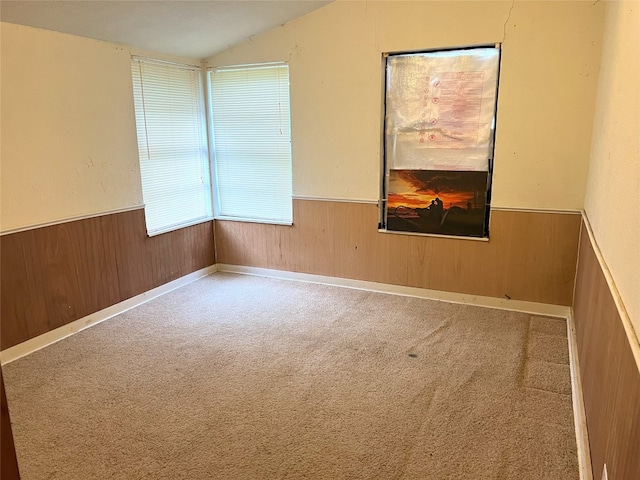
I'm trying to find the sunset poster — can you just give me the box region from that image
[385,170,489,237]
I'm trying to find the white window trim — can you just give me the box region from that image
[206,62,293,225]
[131,56,214,236]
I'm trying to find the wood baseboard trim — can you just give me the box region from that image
[216,264,571,318]
[568,308,594,480]
[0,265,217,365]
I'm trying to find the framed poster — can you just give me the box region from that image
[381,46,500,238]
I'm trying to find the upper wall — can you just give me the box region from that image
[0,23,201,233]
[584,0,639,336]
[1,23,139,232]
[206,0,604,210]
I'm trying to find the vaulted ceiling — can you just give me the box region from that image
[0,0,332,58]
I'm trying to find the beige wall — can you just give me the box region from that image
[1,2,604,232]
[1,23,141,232]
[206,0,604,210]
[585,0,640,336]
[0,23,200,232]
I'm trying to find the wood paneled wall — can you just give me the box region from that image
[1,209,215,350]
[1,367,20,479]
[573,221,640,480]
[215,200,581,306]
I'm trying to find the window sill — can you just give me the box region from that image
[214,216,293,226]
[377,228,489,242]
[147,216,214,237]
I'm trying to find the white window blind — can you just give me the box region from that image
[208,64,292,224]
[131,57,212,235]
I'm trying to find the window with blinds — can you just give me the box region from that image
[208,64,293,224]
[131,57,212,236]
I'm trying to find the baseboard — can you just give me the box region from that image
[568,308,593,480]
[2,260,572,362]
[216,264,572,318]
[0,265,217,365]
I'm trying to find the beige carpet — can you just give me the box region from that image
[3,273,578,479]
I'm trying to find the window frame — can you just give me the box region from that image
[206,62,293,226]
[379,44,501,240]
[131,55,213,236]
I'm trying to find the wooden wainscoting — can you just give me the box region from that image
[215,200,581,306]
[1,209,215,350]
[573,220,640,480]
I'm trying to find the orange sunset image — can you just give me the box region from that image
[386,169,488,237]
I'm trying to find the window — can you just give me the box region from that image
[208,64,293,224]
[381,46,500,238]
[131,57,212,235]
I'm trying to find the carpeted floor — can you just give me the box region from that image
[3,273,578,479]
